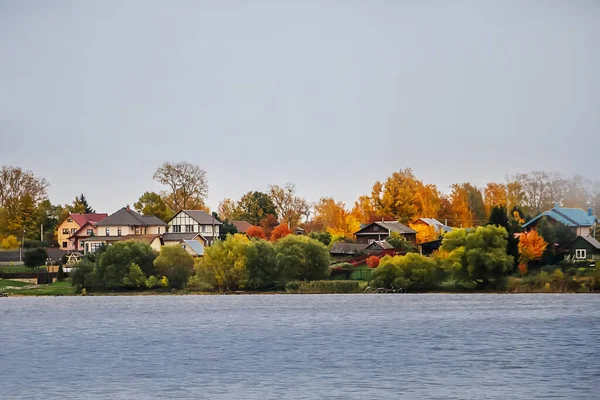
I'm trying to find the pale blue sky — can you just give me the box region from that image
[1,0,598,214]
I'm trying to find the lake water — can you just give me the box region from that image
[1,294,599,399]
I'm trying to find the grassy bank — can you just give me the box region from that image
[1,281,73,296]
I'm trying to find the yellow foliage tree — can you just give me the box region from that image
[483,182,507,215]
[408,223,438,244]
[518,230,547,269]
[0,235,20,250]
[314,198,360,237]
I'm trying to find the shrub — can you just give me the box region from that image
[153,246,195,289]
[366,256,380,268]
[145,275,160,289]
[246,225,267,239]
[309,231,332,246]
[270,224,291,242]
[122,263,146,289]
[56,265,65,282]
[275,235,330,283]
[94,241,156,289]
[285,280,361,294]
[187,275,215,292]
[24,248,48,268]
[369,253,441,291]
[70,260,96,291]
[0,235,20,250]
[160,276,169,288]
[245,239,278,290]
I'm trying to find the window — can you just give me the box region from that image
[135,227,141,235]
[158,227,161,234]
[201,225,206,233]
[90,243,103,253]
[186,225,194,233]
[105,228,110,236]
[86,229,93,236]
[62,228,69,234]
[172,225,181,233]
[117,228,122,236]
[575,249,587,259]
[62,242,67,248]
[67,218,72,223]
[71,228,76,234]
[181,244,187,250]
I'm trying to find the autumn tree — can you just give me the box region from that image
[269,183,309,228]
[483,183,507,216]
[0,166,49,237]
[153,161,208,210]
[0,235,20,250]
[246,225,267,239]
[217,198,240,221]
[259,214,279,240]
[313,197,360,237]
[351,195,378,224]
[370,169,430,223]
[518,230,547,274]
[237,191,277,225]
[448,183,485,227]
[270,224,291,242]
[408,223,438,244]
[506,180,524,211]
[134,191,173,222]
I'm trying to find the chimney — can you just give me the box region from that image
[589,207,594,217]
[126,205,130,212]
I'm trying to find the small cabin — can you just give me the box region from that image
[566,236,600,262]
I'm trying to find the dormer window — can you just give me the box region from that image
[67,218,73,223]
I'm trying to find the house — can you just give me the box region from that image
[354,221,417,244]
[57,213,108,250]
[162,232,206,246]
[330,242,369,257]
[523,203,597,236]
[418,239,443,256]
[294,227,306,235]
[82,206,167,253]
[566,236,600,262]
[231,220,252,234]
[166,210,222,245]
[412,218,452,233]
[365,240,395,256]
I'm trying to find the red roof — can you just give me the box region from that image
[70,213,108,227]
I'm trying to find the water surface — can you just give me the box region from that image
[1,294,599,399]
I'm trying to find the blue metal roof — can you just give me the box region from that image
[417,218,453,232]
[182,240,204,256]
[523,206,598,228]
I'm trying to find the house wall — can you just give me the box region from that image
[149,237,162,252]
[568,237,600,260]
[57,218,81,250]
[356,233,389,244]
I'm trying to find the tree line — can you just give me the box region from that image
[1,163,598,249]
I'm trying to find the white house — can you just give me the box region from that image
[167,210,222,245]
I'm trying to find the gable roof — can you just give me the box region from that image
[415,218,453,232]
[97,207,167,227]
[182,240,204,256]
[68,213,108,227]
[355,221,416,235]
[330,242,369,255]
[231,220,252,233]
[523,205,597,228]
[569,235,600,250]
[366,241,395,250]
[175,210,223,225]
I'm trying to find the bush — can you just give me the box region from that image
[309,231,332,246]
[0,235,20,250]
[145,275,160,289]
[285,280,361,294]
[56,265,65,282]
[160,276,169,288]
[369,253,442,291]
[153,246,195,289]
[70,260,96,291]
[366,256,380,268]
[122,263,146,288]
[275,235,330,283]
[187,275,215,292]
[245,239,278,290]
[94,241,156,290]
[24,248,48,268]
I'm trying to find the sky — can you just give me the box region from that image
[1,0,599,214]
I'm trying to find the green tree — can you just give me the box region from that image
[192,234,253,291]
[439,225,513,288]
[71,194,95,214]
[145,275,160,289]
[237,191,277,226]
[275,235,330,283]
[369,253,441,291]
[488,205,519,267]
[24,248,48,268]
[70,259,96,291]
[386,232,417,252]
[94,241,156,289]
[153,245,195,289]
[212,213,238,240]
[122,263,146,288]
[245,239,278,290]
[309,231,332,246]
[134,191,173,222]
[56,265,65,282]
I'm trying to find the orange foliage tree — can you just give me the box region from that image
[270,224,291,242]
[246,225,266,239]
[259,214,279,240]
[314,197,360,237]
[408,223,439,244]
[366,256,380,268]
[483,182,507,215]
[518,230,547,275]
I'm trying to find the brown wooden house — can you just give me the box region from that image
[354,221,417,244]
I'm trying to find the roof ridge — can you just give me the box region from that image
[551,208,579,226]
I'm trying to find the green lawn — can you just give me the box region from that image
[2,281,74,296]
[0,279,30,288]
